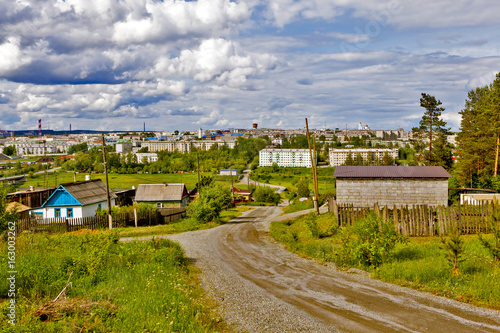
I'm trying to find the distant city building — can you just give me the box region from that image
[329,148,398,166]
[220,169,238,176]
[135,153,158,163]
[259,148,314,168]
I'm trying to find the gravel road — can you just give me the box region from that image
[126,207,500,332]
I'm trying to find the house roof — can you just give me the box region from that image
[135,184,188,202]
[333,166,451,179]
[43,179,117,207]
[7,201,31,212]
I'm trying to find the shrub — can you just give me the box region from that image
[349,212,405,267]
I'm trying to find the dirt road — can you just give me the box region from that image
[166,207,500,332]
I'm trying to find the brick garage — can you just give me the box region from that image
[333,166,451,208]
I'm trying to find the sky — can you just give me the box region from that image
[0,0,499,133]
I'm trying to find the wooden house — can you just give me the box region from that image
[30,179,117,219]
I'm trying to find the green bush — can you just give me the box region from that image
[188,184,232,223]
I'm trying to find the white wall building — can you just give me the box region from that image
[259,149,314,167]
[329,148,398,166]
[135,152,158,163]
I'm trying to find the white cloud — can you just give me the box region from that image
[0,37,29,74]
[154,38,277,87]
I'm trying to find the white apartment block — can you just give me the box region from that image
[142,139,236,153]
[142,141,191,153]
[329,148,398,166]
[259,149,314,167]
[135,153,158,163]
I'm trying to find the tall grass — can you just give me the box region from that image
[270,214,500,309]
[0,232,225,332]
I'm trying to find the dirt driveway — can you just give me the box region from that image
[164,207,500,332]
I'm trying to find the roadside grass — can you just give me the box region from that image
[281,200,314,215]
[250,167,336,194]
[0,232,228,332]
[15,171,233,191]
[270,213,500,309]
[116,206,252,238]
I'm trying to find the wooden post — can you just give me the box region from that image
[134,208,138,228]
[332,199,339,226]
[393,207,399,234]
[305,118,319,214]
[197,149,201,196]
[495,133,499,177]
[102,133,113,230]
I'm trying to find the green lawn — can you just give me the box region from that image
[250,166,336,195]
[116,206,253,238]
[15,171,233,191]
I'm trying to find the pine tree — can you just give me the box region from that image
[455,74,500,187]
[412,93,451,167]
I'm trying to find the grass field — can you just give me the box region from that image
[15,171,233,191]
[250,166,336,195]
[0,231,228,332]
[270,212,500,309]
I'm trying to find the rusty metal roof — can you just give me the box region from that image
[333,166,451,179]
[61,179,117,206]
[135,184,188,202]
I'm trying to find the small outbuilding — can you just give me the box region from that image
[333,166,451,208]
[135,183,189,208]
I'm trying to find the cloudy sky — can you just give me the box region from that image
[0,0,499,132]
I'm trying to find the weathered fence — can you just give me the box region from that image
[16,207,187,235]
[328,198,498,237]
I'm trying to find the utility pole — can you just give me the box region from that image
[495,134,499,177]
[305,118,320,214]
[101,133,112,230]
[312,134,320,203]
[197,149,201,196]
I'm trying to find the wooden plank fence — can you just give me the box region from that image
[16,207,187,235]
[328,198,498,237]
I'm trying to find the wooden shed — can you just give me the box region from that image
[333,166,451,208]
[135,184,189,208]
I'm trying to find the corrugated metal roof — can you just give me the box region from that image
[333,166,451,179]
[61,179,117,206]
[135,184,187,202]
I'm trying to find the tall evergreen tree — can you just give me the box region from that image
[412,93,451,168]
[456,73,500,187]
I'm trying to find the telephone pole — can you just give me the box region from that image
[305,118,320,214]
[101,133,113,230]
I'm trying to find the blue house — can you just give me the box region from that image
[31,179,117,219]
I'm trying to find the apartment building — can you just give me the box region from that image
[329,148,398,166]
[259,149,314,167]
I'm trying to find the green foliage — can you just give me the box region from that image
[296,179,310,197]
[478,201,500,262]
[2,145,16,156]
[196,175,214,189]
[440,225,465,274]
[0,232,223,332]
[381,151,395,166]
[349,213,404,267]
[188,184,232,223]
[0,188,18,233]
[455,73,500,188]
[67,142,88,154]
[252,186,281,205]
[412,93,452,168]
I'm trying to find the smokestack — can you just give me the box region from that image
[70,124,72,132]
[144,122,145,132]
[39,119,42,136]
